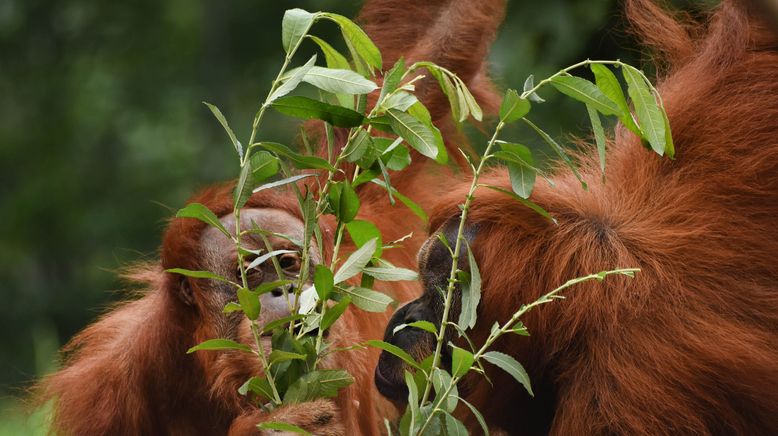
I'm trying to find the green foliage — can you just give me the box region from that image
[2,1,680,432]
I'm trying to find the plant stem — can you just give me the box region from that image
[418,121,506,406]
[520,59,622,100]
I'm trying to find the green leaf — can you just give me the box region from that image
[482,351,534,396]
[269,55,317,103]
[366,340,421,370]
[523,74,545,103]
[393,320,438,335]
[283,369,354,403]
[343,129,373,163]
[499,89,531,123]
[203,102,242,159]
[662,108,675,159]
[237,287,260,320]
[268,349,307,365]
[175,203,230,237]
[450,345,475,378]
[341,286,393,312]
[328,181,361,223]
[303,66,378,95]
[281,9,315,54]
[237,376,274,400]
[622,65,666,156]
[443,412,468,436]
[382,91,418,112]
[494,142,536,199]
[523,118,587,190]
[261,314,306,333]
[345,220,383,257]
[320,13,382,72]
[255,142,336,171]
[187,338,252,354]
[320,295,351,330]
[586,104,608,177]
[339,179,360,223]
[333,238,376,283]
[272,96,365,128]
[404,371,420,432]
[379,58,406,104]
[590,63,641,135]
[386,109,439,160]
[253,174,315,194]
[246,249,296,271]
[483,185,557,224]
[458,243,481,330]
[454,396,490,436]
[510,321,530,336]
[314,265,334,300]
[368,178,428,222]
[550,75,619,115]
[257,422,311,435]
[457,77,483,122]
[431,368,458,412]
[165,268,233,285]
[307,35,351,70]
[222,302,242,313]
[234,151,280,209]
[362,266,418,281]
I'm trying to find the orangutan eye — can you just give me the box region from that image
[278,252,301,271]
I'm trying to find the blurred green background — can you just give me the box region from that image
[0,0,706,431]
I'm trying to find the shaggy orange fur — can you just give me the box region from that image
[424,0,778,433]
[34,0,506,434]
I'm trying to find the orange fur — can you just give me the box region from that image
[34,0,506,434]
[427,0,778,433]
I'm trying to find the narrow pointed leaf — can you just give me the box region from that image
[314,265,334,300]
[165,268,234,285]
[281,9,315,54]
[320,13,382,71]
[272,96,364,127]
[187,338,252,354]
[303,66,378,95]
[550,75,619,115]
[253,174,314,193]
[523,118,587,190]
[175,203,229,237]
[255,142,336,171]
[523,74,545,103]
[362,266,418,281]
[237,287,260,320]
[320,295,351,330]
[590,64,641,135]
[450,345,475,378]
[333,238,377,283]
[308,35,351,70]
[257,422,310,435]
[367,340,421,370]
[458,242,481,330]
[586,104,608,176]
[386,109,438,160]
[269,55,317,103]
[203,102,242,159]
[283,369,354,403]
[622,65,666,156]
[484,185,557,224]
[499,89,531,123]
[341,286,392,312]
[483,351,534,396]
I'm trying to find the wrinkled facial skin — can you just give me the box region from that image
[196,208,320,342]
[375,219,475,403]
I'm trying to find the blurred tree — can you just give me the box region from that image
[0,0,708,414]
